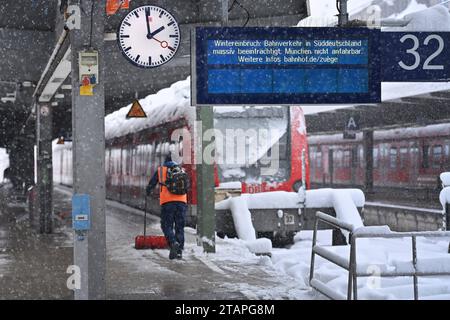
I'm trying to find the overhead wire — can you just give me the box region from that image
[228,0,250,27]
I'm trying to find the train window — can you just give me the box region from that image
[178,135,184,159]
[432,145,443,168]
[351,148,357,168]
[445,141,450,157]
[390,147,397,169]
[316,151,322,168]
[358,146,363,168]
[400,147,408,168]
[422,145,429,169]
[343,150,351,168]
[373,148,379,168]
[278,132,288,161]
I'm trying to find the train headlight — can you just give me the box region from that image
[277,210,284,219]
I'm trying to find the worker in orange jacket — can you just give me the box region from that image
[146,154,187,260]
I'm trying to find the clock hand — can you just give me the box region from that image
[152,37,168,48]
[145,7,152,39]
[149,26,165,38]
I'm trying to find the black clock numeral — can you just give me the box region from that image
[168,46,175,51]
[124,46,132,52]
[159,11,164,18]
[121,35,130,38]
[134,11,139,18]
[168,21,175,27]
[160,54,165,62]
[149,56,152,65]
[169,34,178,38]
[135,55,140,62]
[123,21,131,27]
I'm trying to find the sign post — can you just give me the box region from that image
[70,0,106,300]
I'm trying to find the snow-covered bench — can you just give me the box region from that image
[310,211,450,300]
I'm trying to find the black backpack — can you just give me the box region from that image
[160,165,190,195]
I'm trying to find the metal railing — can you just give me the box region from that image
[309,211,450,300]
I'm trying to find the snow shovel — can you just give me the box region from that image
[134,195,169,250]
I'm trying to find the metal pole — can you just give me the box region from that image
[222,0,229,25]
[196,106,216,253]
[309,217,318,283]
[351,237,358,300]
[412,236,418,300]
[70,0,106,300]
[195,0,230,253]
[338,0,349,27]
[36,103,53,234]
[363,130,374,194]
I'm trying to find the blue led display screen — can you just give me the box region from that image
[194,27,381,106]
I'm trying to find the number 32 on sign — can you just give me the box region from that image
[381,32,450,82]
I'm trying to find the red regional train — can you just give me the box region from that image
[308,123,450,202]
[53,79,309,231]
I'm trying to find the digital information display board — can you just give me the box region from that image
[192,27,381,106]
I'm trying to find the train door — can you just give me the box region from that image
[328,149,334,186]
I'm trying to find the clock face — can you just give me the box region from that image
[117,5,180,68]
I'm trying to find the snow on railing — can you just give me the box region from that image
[310,211,450,300]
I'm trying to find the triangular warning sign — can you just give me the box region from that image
[126,100,147,119]
[57,137,65,145]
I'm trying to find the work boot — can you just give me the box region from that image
[176,247,183,260]
[169,242,180,260]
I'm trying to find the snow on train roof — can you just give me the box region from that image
[104,78,287,140]
[105,77,193,140]
[300,1,450,115]
[308,122,450,145]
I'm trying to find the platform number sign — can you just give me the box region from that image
[117,5,180,68]
[381,32,450,82]
[344,115,360,140]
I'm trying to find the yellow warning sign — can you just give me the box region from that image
[126,100,147,118]
[80,85,94,96]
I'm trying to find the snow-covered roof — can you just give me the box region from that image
[308,122,450,144]
[104,77,193,140]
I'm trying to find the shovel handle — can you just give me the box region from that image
[144,195,147,237]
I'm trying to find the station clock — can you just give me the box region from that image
[117,5,180,68]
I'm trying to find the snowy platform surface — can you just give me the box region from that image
[1,185,449,300]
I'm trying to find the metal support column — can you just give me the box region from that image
[196,106,216,253]
[70,0,106,300]
[363,130,374,194]
[195,0,229,253]
[36,103,53,234]
[338,0,349,27]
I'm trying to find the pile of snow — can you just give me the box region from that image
[216,189,365,251]
[441,172,450,188]
[439,186,450,231]
[0,148,9,182]
[217,181,242,190]
[271,230,450,300]
[216,189,364,210]
[386,4,450,31]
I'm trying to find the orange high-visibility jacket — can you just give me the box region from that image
[158,166,188,205]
